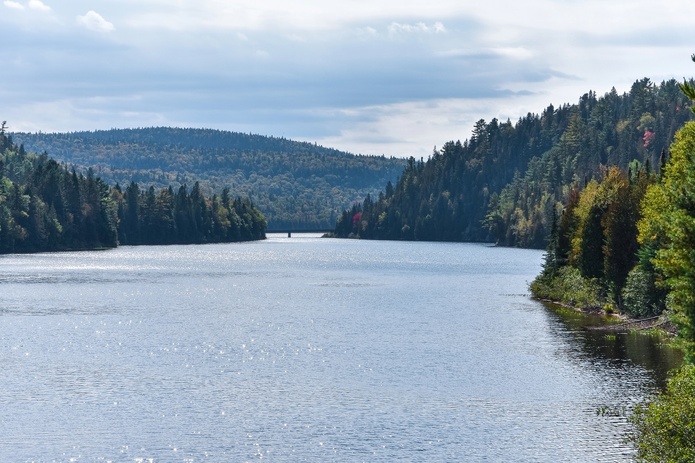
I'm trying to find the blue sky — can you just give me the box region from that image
[1,1,693,158]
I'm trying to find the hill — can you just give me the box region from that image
[333,78,693,247]
[0,129,266,254]
[11,127,406,231]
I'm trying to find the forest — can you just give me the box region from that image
[0,126,266,253]
[333,78,692,247]
[332,75,695,344]
[535,118,695,462]
[12,128,406,231]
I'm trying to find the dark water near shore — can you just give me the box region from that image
[0,234,681,462]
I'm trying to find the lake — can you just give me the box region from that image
[0,234,681,462]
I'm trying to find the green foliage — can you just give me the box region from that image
[531,164,655,311]
[0,132,265,253]
[12,128,406,231]
[629,364,695,462]
[578,204,605,279]
[337,111,565,243]
[638,121,695,358]
[556,188,580,267]
[487,79,692,248]
[529,266,604,310]
[113,181,266,246]
[622,267,664,318]
[531,60,695,349]
[678,54,695,114]
[334,79,692,246]
[0,139,118,252]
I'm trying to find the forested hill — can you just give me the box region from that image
[0,129,266,254]
[11,127,406,231]
[333,78,693,247]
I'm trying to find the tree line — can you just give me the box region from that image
[333,78,693,245]
[529,74,695,354]
[529,163,662,317]
[12,127,406,231]
[0,128,266,254]
[533,66,695,460]
[114,181,266,246]
[537,119,695,463]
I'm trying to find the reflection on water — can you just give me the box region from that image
[0,237,681,462]
[543,302,683,390]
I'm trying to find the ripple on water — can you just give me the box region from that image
[0,240,678,462]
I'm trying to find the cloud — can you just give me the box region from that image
[28,0,50,11]
[492,47,535,61]
[388,21,447,36]
[3,1,24,9]
[76,10,115,33]
[4,0,695,158]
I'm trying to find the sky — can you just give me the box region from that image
[1,1,693,159]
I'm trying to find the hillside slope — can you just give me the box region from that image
[334,78,693,247]
[12,127,406,230]
[0,131,266,254]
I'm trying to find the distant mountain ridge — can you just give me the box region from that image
[12,127,407,230]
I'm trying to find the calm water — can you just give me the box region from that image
[0,234,681,462]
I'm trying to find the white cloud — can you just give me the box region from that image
[28,0,50,11]
[5,0,695,158]
[493,47,534,61]
[76,10,115,33]
[388,21,447,36]
[3,1,24,10]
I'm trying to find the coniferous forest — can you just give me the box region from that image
[332,76,695,339]
[12,128,406,231]
[333,78,692,247]
[0,125,266,254]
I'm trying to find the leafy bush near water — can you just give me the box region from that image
[529,266,605,310]
[629,364,695,462]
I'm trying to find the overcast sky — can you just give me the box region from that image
[1,1,693,158]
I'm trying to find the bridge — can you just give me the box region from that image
[266,228,333,237]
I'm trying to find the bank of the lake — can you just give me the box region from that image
[0,235,680,462]
[531,276,681,357]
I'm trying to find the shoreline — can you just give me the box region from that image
[536,297,677,335]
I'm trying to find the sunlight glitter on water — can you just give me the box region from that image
[0,238,681,461]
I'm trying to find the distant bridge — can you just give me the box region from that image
[266,228,333,237]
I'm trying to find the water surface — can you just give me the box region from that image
[0,235,681,461]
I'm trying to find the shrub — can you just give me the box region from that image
[529,266,604,309]
[629,364,695,462]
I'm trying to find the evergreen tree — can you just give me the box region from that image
[335,79,692,246]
